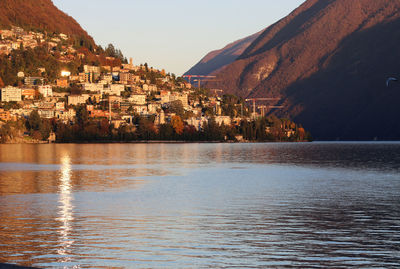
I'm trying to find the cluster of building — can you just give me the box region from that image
[0,26,238,131]
[0,26,74,60]
[0,58,235,131]
[0,27,301,139]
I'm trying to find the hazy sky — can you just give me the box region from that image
[52,0,305,75]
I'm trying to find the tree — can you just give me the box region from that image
[298,127,306,141]
[40,119,52,140]
[70,83,82,95]
[55,122,73,142]
[202,117,224,141]
[75,105,88,126]
[27,110,42,131]
[137,117,156,140]
[159,123,174,140]
[105,44,116,57]
[99,118,111,138]
[168,100,184,118]
[171,115,184,135]
[0,124,12,143]
[31,130,43,140]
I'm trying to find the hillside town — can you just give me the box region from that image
[0,26,311,143]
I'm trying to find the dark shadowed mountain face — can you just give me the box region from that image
[184,29,263,76]
[0,0,95,48]
[210,0,400,140]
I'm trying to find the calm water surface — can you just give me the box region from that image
[0,142,399,268]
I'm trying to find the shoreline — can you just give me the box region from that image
[3,140,400,145]
[1,139,312,145]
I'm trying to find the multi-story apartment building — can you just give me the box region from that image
[128,94,147,105]
[68,95,89,106]
[25,77,44,86]
[1,86,22,102]
[83,83,104,93]
[0,108,13,122]
[104,84,125,96]
[22,88,37,100]
[38,85,53,98]
[84,65,101,74]
[120,73,140,84]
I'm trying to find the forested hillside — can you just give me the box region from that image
[0,0,95,49]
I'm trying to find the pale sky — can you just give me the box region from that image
[52,0,305,75]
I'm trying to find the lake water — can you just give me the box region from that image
[0,143,399,268]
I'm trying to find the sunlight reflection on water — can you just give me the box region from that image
[56,153,74,263]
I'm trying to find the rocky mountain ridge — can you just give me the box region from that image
[184,29,264,76]
[207,0,400,140]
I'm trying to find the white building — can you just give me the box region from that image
[132,105,148,115]
[148,103,162,114]
[68,95,89,106]
[100,74,113,84]
[160,92,170,104]
[38,85,53,97]
[128,94,147,105]
[84,65,101,73]
[1,86,22,102]
[59,33,68,40]
[56,109,76,122]
[82,83,104,93]
[142,84,158,92]
[215,116,232,126]
[25,77,44,86]
[56,102,65,111]
[38,109,55,119]
[104,84,125,96]
[169,92,189,107]
[61,70,71,77]
[186,117,209,131]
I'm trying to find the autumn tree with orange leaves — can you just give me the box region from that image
[171,115,184,135]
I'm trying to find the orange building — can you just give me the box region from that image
[88,109,116,119]
[0,109,13,122]
[22,88,37,100]
[56,78,69,88]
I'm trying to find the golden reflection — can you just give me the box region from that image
[56,153,74,262]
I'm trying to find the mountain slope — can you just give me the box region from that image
[0,0,95,48]
[210,0,400,140]
[184,29,263,76]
